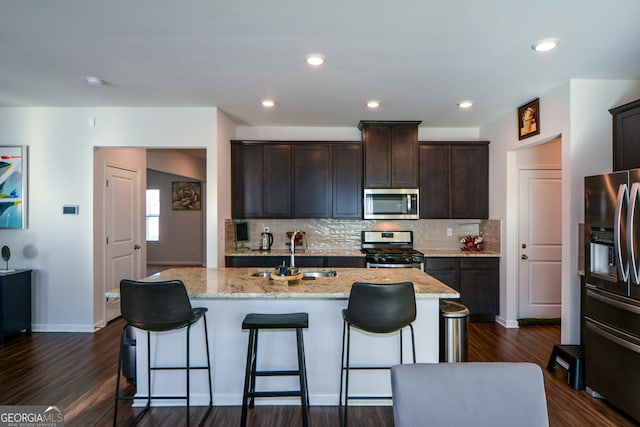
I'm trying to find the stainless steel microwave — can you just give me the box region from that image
[364,188,419,219]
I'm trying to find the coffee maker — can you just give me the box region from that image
[259,232,273,251]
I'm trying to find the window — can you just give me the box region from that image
[146,189,160,241]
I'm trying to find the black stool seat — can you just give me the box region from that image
[241,312,310,427]
[547,344,584,390]
[242,312,309,329]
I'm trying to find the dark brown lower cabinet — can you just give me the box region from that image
[1,270,32,343]
[424,257,499,322]
[225,256,365,268]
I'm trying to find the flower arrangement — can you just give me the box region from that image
[460,235,484,251]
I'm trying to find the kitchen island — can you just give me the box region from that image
[106,267,458,407]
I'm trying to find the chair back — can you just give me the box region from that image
[120,279,195,331]
[391,362,549,427]
[344,282,416,333]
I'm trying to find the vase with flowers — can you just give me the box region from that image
[460,235,484,251]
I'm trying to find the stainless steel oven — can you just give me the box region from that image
[361,230,424,270]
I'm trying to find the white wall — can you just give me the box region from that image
[481,79,640,342]
[0,107,218,332]
[236,126,479,141]
[147,149,206,181]
[214,111,235,267]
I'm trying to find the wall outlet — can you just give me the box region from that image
[447,227,453,237]
[263,226,269,233]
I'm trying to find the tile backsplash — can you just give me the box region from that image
[226,218,500,253]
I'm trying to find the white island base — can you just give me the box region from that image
[109,267,458,408]
[131,298,439,407]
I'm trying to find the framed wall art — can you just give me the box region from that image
[0,146,27,229]
[518,98,540,140]
[172,181,201,210]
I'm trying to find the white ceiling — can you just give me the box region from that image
[2,1,639,128]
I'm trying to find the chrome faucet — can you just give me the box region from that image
[290,229,305,270]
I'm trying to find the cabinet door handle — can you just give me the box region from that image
[521,254,528,260]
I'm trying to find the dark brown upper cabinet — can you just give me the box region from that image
[231,142,263,218]
[419,141,489,219]
[231,141,362,219]
[359,120,421,188]
[231,141,292,218]
[610,98,640,171]
[293,144,331,217]
[332,143,363,218]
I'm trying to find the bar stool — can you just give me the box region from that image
[114,279,213,427]
[339,282,417,427]
[241,312,310,427]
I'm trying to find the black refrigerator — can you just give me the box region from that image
[584,170,640,422]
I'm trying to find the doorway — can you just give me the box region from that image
[516,138,562,320]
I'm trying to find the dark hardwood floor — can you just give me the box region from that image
[1,319,637,426]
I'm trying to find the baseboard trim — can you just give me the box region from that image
[495,316,519,329]
[32,324,95,333]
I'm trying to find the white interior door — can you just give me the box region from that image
[105,164,142,322]
[518,169,562,319]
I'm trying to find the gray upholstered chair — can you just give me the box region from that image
[391,362,549,427]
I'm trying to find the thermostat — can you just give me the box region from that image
[63,205,79,215]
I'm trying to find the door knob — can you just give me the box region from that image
[134,244,141,250]
[521,254,528,260]
[521,243,527,249]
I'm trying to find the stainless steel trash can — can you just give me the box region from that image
[439,300,470,363]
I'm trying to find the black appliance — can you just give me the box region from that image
[361,230,424,269]
[584,170,640,422]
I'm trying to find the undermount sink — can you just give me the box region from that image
[302,270,337,278]
[250,269,337,279]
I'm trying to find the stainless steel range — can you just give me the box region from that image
[361,230,425,270]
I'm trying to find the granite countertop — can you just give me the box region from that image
[105,267,459,300]
[226,249,500,257]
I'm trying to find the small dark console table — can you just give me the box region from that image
[0,269,32,344]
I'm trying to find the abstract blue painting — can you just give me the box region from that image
[0,146,26,228]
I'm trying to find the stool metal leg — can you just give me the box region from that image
[249,329,259,409]
[186,324,191,426]
[113,326,126,427]
[203,314,213,407]
[340,322,352,427]
[409,324,416,363]
[241,328,257,427]
[296,327,310,427]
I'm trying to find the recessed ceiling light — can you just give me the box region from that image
[532,38,559,52]
[458,100,473,109]
[85,76,105,87]
[261,99,275,107]
[366,100,381,108]
[305,54,325,66]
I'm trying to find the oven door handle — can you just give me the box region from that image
[366,262,423,269]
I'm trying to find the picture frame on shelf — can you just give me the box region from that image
[518,98,540,140]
